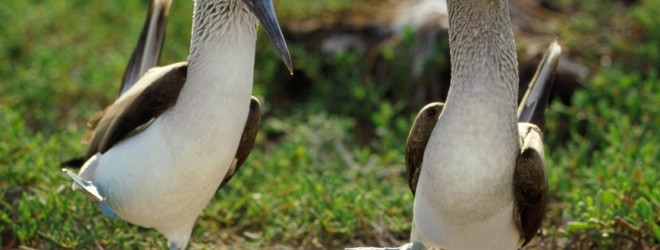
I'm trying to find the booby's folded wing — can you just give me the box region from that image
[218,96,261,190]
[87,0,177,157]
[513,40,560,246]
[83,0,173,145]
[513,123,547,246]
[405,102,444,195]
[85,62,188,159]
[62,0,175,167]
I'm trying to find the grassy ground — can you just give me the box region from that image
[1,0,658,249]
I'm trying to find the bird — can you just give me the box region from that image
[403,0,561,248]
[62,0,292,249]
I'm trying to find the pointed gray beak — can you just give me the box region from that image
[245,0,293,74]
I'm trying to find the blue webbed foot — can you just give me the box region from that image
[63,169,117,218]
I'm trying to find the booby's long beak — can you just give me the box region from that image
[245,0,293,74]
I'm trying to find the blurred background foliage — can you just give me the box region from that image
[0,0,658,249]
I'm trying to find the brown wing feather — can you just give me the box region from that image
[218,96,261,190]
[405,102,444,195]
[513,123,547,247]
[85,62,188,159]
[81,107,108,144]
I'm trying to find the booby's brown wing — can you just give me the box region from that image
[513,40,560,246]
[119,0,173,96]
[405,102,444,195]
[513,123,547,246]
[218,96,261,190]
[61,63,187,167]
[85,62,188,159]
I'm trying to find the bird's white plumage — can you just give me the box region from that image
[411,101,520,249]
[75,2,260,248]
[412,203,517,249]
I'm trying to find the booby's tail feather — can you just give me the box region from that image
[517,40,561,131]
[119,0,173,96]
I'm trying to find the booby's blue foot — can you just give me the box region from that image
[63,169,117,218]
[169,242,183,250]
[98,199,117,218]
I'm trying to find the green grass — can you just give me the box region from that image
[276,0,355,20]
[1,0,658,249]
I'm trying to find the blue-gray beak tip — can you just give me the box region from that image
[247,0,293,74]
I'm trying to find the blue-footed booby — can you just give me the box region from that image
[62,0,292,249]
[404,0,561,248]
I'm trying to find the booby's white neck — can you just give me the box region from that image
[444,0,519,112]
[169,0,258,129]
[426,0,521,184]
[188,0,257,64]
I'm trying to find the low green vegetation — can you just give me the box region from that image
[1,0,658,249]
[277,0,355,20]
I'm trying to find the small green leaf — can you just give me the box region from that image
[653,223,660,242]
[601,189,616,205]
[633,198,653,222]
[566,221,593,232]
